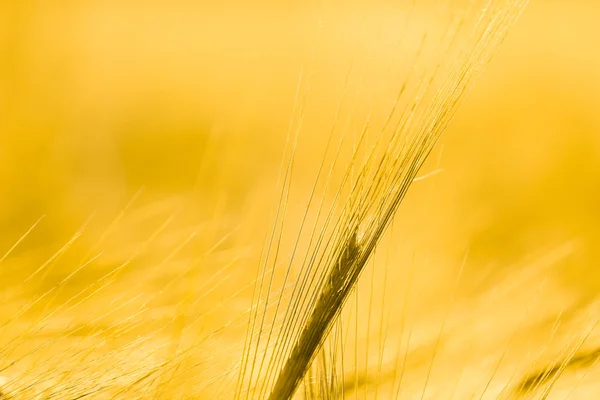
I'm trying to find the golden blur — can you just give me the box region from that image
[1,0,599,398]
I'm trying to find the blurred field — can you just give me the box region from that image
[1,0,599,398]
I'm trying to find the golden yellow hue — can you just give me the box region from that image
[0,0,599,399]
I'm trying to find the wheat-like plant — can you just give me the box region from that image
[234,1,529,399]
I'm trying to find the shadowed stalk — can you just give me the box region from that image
[268,230,362,399]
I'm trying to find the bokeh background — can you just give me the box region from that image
[0,0,599,398]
